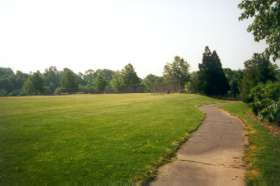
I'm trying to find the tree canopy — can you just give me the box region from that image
[163,56,190,92]
[239,0,280,60]
[61,68,79,93]
[241,53,278,102]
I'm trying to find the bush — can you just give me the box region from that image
[258,101,280,123]
[249,82,280,122]
[54,87,68,95]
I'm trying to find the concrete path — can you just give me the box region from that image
[151,105,246,186]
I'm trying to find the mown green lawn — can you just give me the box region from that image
[0,93,218,185]
[222,102,280,186]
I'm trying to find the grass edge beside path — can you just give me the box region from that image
[141,112,207,185]
[221,102,280,186]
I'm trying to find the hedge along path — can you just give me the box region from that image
[151,105,246,186]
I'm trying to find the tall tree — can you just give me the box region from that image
[198,47,229,96]
[241,53,278,102]
[239,0,280,60]
[22,76,35,95]
[61,68,78,93]
[32,71,45,94]
[120,64,141,92]
[83,69,95,87]
[14,71,28,93]
[43,66,60,94]
[163,56,190,92]
[111,71,124,92]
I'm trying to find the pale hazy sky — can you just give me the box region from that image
[0,0,267,77]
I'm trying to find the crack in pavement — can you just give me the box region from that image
[177,159,244,170]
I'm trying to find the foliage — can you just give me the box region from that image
[249,82,280,122]
[163,56,190,92]
[0,68,17,95]
[241,53,277,102]
[143,74,163,92]
[43,66,60,94]
[258,101,280,123]
[120,64,141,92]
[61,68,78,93]
[111,71,125,92]
[186,72,201,93]
[22,76,35,95]
[81,69,114,93]
[110,64,142,92]
[224,68,243,98]
[239,0,280,60]
[197,46,229,96]
[22,71,44,95]
[82,69,95,86]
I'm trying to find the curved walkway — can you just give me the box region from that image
[151,105,246,186]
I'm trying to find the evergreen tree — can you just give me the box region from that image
[198,46,229,96]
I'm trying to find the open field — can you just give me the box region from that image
[0,93,219,185]
[222,102,280,186]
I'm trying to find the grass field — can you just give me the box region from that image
[222,102,280,186]
[0,93,218,185]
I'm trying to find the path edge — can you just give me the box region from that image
[140,105,208,186]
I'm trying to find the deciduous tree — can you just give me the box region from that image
[239,0,280,60]
[241,53,278,102]
[61,68,78,93]
[163,56,190,92]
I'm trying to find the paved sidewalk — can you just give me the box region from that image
[151,105,246,186]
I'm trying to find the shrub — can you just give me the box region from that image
[249,82,280,122]
[258,101,280,123]
[54,87,68,95]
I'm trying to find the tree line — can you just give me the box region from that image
[0,56,190,96]
[0,46,233,96]
[1,46,279,98]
